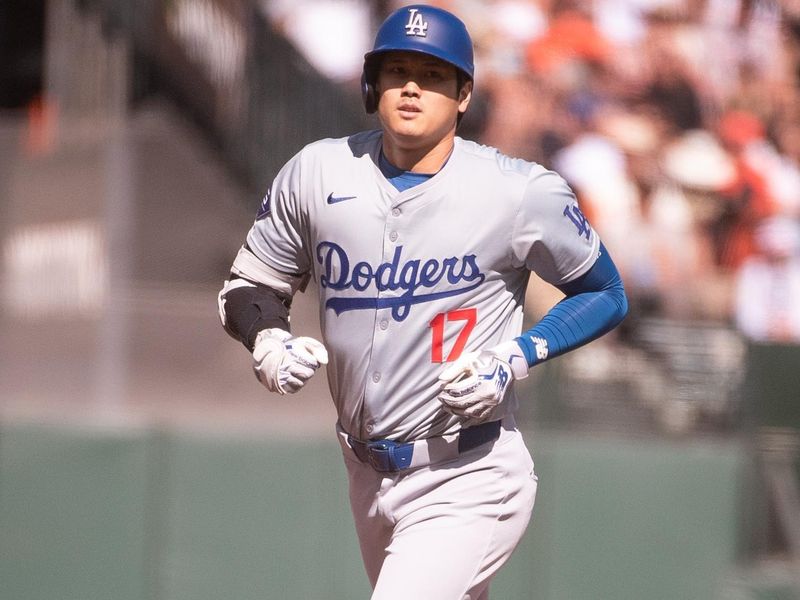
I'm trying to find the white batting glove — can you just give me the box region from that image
[436,341,530,422]
[252,328,328,395]
[437,351,513,421]
[486,340,530,381]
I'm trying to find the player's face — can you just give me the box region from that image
[376,51,472,152]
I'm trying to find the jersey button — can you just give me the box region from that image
[372,372,381,383]
[389,231,398,242]
[392,208,401,217]
[366,423,375,434]
[379,319,389,330]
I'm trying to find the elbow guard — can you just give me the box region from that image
[218,278,291,351]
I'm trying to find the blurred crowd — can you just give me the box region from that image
[265,0,800,344]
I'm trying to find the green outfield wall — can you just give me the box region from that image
[0,422,751,600]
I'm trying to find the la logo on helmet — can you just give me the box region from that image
[405,8,428,37]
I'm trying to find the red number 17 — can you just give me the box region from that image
[429,308,477,363]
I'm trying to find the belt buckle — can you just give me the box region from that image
[365,439,413,472]
[366,440,394,472]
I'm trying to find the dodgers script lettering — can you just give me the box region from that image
[316,242,486,321]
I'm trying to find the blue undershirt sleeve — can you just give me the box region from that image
[514,242,629,368]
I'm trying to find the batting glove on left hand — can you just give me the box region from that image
[252,328,328,395]
[437,351,514,422]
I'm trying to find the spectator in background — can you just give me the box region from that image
[262,0,372,82]
[716,110,779,270]
[640,36,703,133]
[735,216,800,343]
[656,128,737,317]
[525,0,611,77]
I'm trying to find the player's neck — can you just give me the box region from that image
[381,134,455,174]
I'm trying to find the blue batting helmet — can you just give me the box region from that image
[361,4,475,114]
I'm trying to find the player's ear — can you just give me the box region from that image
[457,80,473,114]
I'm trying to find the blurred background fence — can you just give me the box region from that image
[1,0,800,598]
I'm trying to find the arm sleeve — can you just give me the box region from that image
[514,242,629,368]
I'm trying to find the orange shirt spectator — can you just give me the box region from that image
[525,9,611,75]
[717,111,779,269]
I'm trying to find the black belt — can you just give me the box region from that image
[346,420,502,473]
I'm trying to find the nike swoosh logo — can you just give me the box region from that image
[327,193,357,204]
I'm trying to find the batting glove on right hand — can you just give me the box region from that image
[252,328,328,395]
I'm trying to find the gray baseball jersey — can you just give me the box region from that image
[246,130,599,441]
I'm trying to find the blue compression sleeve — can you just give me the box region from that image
[515,243,629,367]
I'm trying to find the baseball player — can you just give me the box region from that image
[218,5,628,599]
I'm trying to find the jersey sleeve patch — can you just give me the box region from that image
[513,169,600,285]
[256,188,272,220]
[562,203,592,241]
